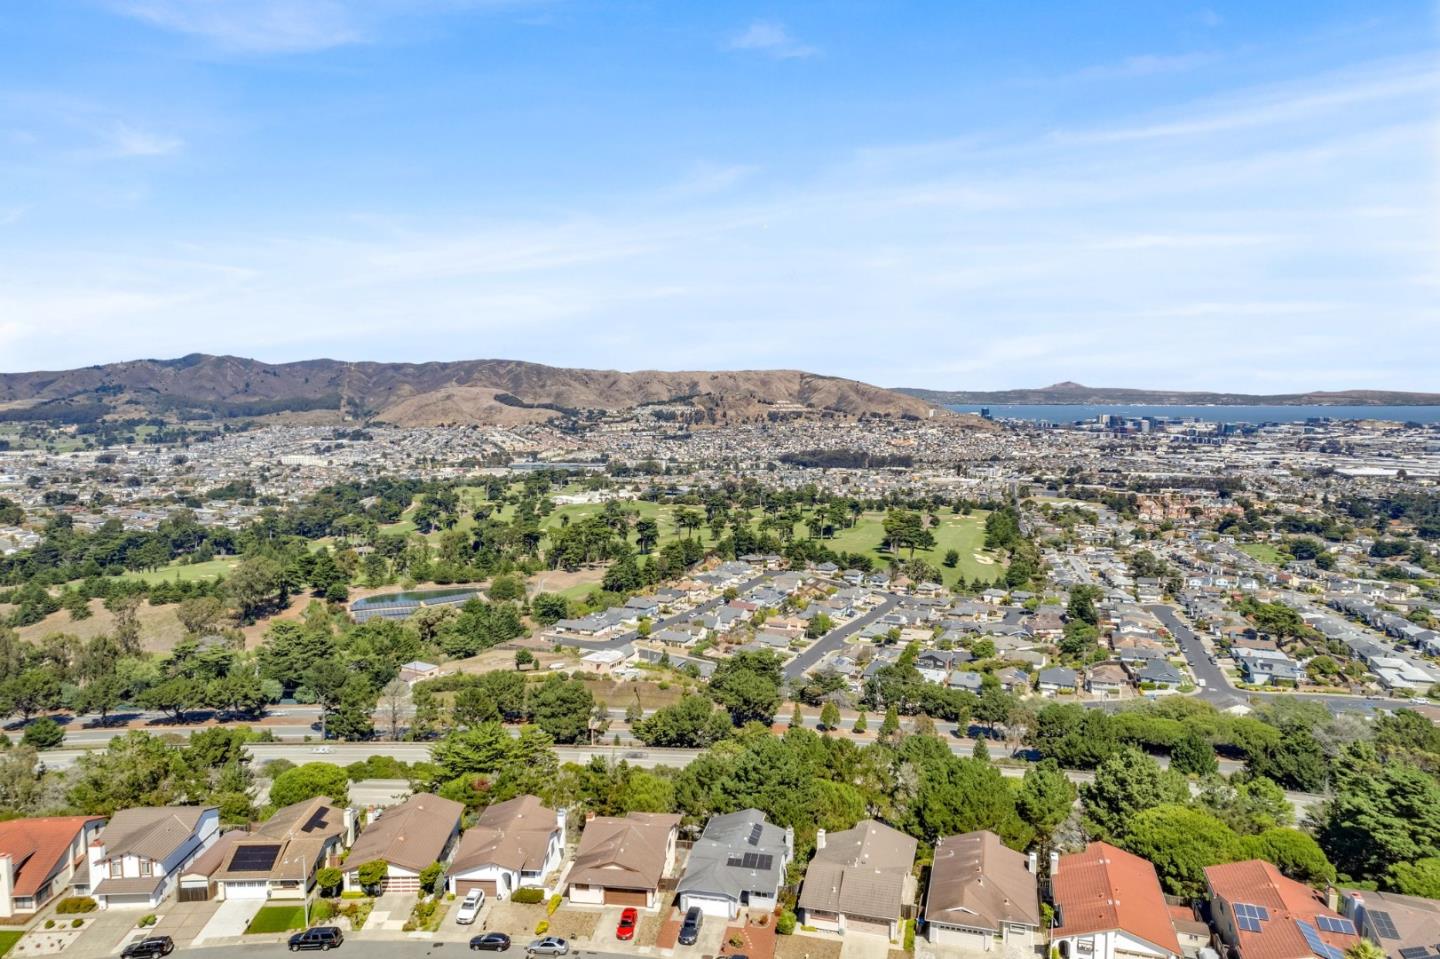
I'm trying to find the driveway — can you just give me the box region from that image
[57,910,144,959]
[150,900,221,946]
[193,899,258,944]
[366,891,416,932]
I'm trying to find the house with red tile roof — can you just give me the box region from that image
[1206,860,1360,959]
[1050,843,1181,959]
[0,816,106,918]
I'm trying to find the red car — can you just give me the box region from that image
[616,908,638,941]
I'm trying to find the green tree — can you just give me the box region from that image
[67,731,190,815]
[1318,742,1440,882]
[1016,759,1076,848]
[1243,829,1335,885]
[315,867,343,896]
[20,717,63,750]
[1121,804,1244,897]
[356,859,389,893]
[819,701,841,730]
[526,676,595,744]
[1081,747,1188,842]
[1387,858,1440,898]
[909,753,1030,848]
[270,762,350,807]
[709,651,784,726]
[633,697,733,748]
[1169,729,1219,777]
[852,711,868,734]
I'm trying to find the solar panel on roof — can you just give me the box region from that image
[748,823,763,846]
[1237,917,1262,934]
[1367,912,1399,940]
[1299,921,1347,959]
[1317,917,1356,935]
[229,844,281,871]
[1398,947,1429,959]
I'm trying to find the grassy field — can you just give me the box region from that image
[245,906,307,934]
[122,557,243,585]
[0,931,22,958]
[1239,543,1289,565]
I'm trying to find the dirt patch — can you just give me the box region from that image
[483,902,597,942]
[16,599,189,653]
[590,679,696,710]
[446,645,579,675]
[529,568,604,596]
[777,933,843,959]
[726,918,778,959]
[634,913,665,948]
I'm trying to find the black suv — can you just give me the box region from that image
[121,937,174,959]
[678,906,703,946]
[289,927,345,951]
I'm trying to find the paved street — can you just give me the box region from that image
[561,575,773,651]
[186,940,659,959]
[783,595,899,679]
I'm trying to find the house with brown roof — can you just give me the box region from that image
[86,806,220,909]
[798,820,918,940]
[1340,888,1440,959]
[924,831,1041,951]
[342,793,462,895]
[566,812,681,910]
[1050,843,1180,959]
[179,798,354,903]
[1206,860,1360,959]
[0,816,105,918]
[447,796,566,899]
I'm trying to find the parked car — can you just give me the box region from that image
[470,934,512,952]
[616,907,638,941]
[678,906,703,946]
[289,927,345,951]
[312,746,333,754]
[456,887,486,924]
[122,937,174,959]
[526,937,569,956]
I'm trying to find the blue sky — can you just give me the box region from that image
[0,1,1436,391]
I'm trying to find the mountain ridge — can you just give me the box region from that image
[0,354,974,428]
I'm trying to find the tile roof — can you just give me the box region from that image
[1052,842,1180,955]
[569,812,681,892]
[346,793,462,873]
[450,795,559,875]
[1206,860,1359,959]
[798,820,917,922]
[213,798,349,883]
[0,816,104,897]
[925,831,1040,933]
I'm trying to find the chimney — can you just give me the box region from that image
[1049,850,1060,876]
[815,829,826,851]
[87,836,107,885]
[1326,885,1340,912]
[343,807,357,846]
[1028,852,1038,874]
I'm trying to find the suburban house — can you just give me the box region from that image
[88,806,220,909]
[1050,843,1180,959]
[447,796,566,898]
[180,798,354,903]
[1340,888,1440,959]
[1233,648,1305,685]
[0,816,105,918]
[1086,664,1130,698]
[677,809,793,920]
[924,831,1041,951]
[797,820,918,939]
[579,645,637,675]
[1206,860,1360,959]
[343,793,463,894]
[1037,667,1081,696]
[567,812,681,909]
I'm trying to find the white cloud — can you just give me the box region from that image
[105,122,184,157]
[107,0,363,53]
[1073,51,1219,80]
[726,20,816,60]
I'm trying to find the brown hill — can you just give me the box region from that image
[0,354,971,428]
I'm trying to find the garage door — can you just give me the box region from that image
[384,877,420,894]
[224,881,270,900]
[846,916,893,937]
[456,880,498,897]
[604,888,649,907]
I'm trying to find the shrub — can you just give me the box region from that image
[72,919,83,929]
[56,897,97,914]
[729,936,746,949]
[546,894,562,916]
[903,918,915,951]
[138,915,157,928]
[314,867,343,896]
[44,920,55,929]
[777,910,796,935]
[311,900,336,923]
[512,887,545,904]
[535,920,549,935]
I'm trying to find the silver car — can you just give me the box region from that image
[526,938,569,957]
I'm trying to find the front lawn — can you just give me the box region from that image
[244,906,308,934]
[0,931,23,958]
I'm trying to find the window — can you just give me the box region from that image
[110,861,123,879]
[140,859,153,877]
